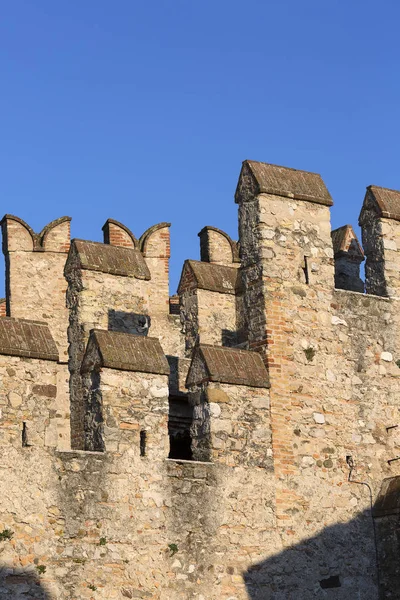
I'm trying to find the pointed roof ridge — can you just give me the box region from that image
[360,185,400,223]
[67,239,151,280]
[235,160,333,206]
[186,344,270,388]
[0,317,59,361]
[82,329,170,375]
[177,260,242,295]
[331,224,364,259]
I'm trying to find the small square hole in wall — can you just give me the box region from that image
[320,575,341,589]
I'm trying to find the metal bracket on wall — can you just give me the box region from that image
[386,425,398,432]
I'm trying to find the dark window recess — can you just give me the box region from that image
[168,396,193,460]
[302,255,310,284]
[22,422,28,447]
[140,430,147,457]
[169,297,180,315]
[320,575,341,589]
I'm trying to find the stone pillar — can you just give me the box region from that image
[235,160,335,524]
[359,185,400,297]
[64,239,151,449]
[81,329,170,454]
[235,159,334,356]
[186,344,271,467]
[178,260,242,354]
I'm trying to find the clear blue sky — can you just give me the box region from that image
[1,1,400,294]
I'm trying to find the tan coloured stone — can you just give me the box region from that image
[206,387,229,404]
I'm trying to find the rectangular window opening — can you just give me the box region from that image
[303,255,310,285]
[22,422,28,447]
[168,396,193,460]
[140,430,147,457]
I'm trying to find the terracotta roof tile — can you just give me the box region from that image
[0,318,59,361]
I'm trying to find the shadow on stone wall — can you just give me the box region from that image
[108,309,150,335]
[244,509,380,600]
[0,570,51,599]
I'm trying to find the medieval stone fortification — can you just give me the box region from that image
[1,160,400,599]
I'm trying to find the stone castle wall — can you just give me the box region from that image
[1,160,400,599]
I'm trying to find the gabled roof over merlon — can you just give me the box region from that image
[235,160,333,206]
[359,185,400,224]
[81,329,170,375]
[177,260,242,295]
[0,317,59,361]
[331,225,364,261]
[66,239,151,280]
[187,344,270,388]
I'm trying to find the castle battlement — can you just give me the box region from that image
[1,160,400,599]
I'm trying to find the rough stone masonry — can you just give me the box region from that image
[2,161,400,599]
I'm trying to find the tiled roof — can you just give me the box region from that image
[178,260,242,295]
[331,225,364,259]
[71,239,151,279]
[82,329,170,375]
[0,318,59,361]
[235,160,333,206]
[187,344,270,388]
[367,185,400,221]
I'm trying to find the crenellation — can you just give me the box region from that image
[360,185,400,298]
[332,224,364,292]
[102,218,138,248]
[2,161,400,598]
[198,226,239,266]
[1,216,71,361]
